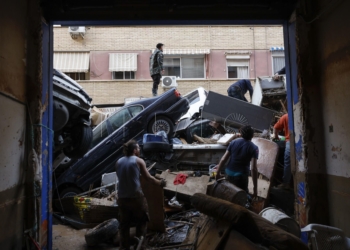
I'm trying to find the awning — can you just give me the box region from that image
[152,49,210,55]
[226,55,250,59]
[270,47,284,51]
[54,52,90,72]
[227,59,249,67]
[109,53,138,72]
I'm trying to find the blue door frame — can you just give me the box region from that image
[41,22,54,250]
[41,19,297,249]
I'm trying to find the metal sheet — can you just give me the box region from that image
[258,77,285,90]
[202,91,275,132]
[0,94,26,192]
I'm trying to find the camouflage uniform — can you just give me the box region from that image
[149,48,164,96]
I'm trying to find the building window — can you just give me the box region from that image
[112,71,135,80]
[163,56,205,79]
[272,54,285,74]
[227,60,249,79]
[65,72,88,80]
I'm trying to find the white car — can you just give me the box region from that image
[180,87,208,120]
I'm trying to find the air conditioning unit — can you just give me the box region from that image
[68,26,85,34]
[161,76,178,88]
[68,26,85,39]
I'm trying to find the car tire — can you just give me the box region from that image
[59,187,82,198]
[143,141,172,152]
[63,125,92,159]
[147,116,174,137]
[85,219,119,246]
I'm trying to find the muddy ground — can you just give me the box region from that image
[52,224,118,250]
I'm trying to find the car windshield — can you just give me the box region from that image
[91,122,108,148]
[185,90,200,105]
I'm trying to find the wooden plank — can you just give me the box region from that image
[182,215,231,250]
[248,177,270,198]
[196,218,231,250]
[140,176,165,232]
[159,171,210,196]
[252,138,279,180]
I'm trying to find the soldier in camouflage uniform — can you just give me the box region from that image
[149,43,164,96]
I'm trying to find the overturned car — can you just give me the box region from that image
[53,69,93,159]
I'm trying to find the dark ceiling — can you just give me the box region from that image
[41,0,298,22]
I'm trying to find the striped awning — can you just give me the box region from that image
[109,53,138,72]
[270,47,284,51]
[151,49,210,55]
[54,52,90,72]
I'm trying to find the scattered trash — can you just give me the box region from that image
[168,196,183,209]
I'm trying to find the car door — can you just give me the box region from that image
[75,107,133,189]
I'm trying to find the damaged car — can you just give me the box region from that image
[54,88,189,198]
[53,69,93,159]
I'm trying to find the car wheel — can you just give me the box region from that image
[59,187,82,198]
[85,219,119,246]
[63,125,92,159]
[147,116,174,136]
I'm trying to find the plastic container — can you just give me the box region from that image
[143,134,163,143]
[210,180,247,207]
[209,164,217,178]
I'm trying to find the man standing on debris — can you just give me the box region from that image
[150,43,164,96]
[215,125,258,197]
[227,79,254,102]
[273,114,291,189]
[116,140,166,249]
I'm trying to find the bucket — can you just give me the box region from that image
[210,179,247,207]
[259,207,301,237]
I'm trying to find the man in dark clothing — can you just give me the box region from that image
[149,43,164,96]
[116,140,166,250]
[215,125,258,196]
[227,79,254,102]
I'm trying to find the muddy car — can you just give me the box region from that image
[54,88,189,198]
[53,69,92,159]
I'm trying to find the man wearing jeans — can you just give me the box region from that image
[227,79,254,102]
[149,43,164,96]
[273,114,291,189]
[215,125,258,197]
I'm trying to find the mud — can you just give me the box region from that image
[52,224,117,250]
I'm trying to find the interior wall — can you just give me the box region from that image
[0,0,43,249]
[296,0,350,235]
[0,1,28,249]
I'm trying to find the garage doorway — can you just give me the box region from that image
[42,20,297,250]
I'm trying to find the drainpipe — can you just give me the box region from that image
[251,27,257,79]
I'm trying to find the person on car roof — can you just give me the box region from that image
[150,43,165,96]
[227,79,254,102]
[116,140,166,249]
[215,125,258,197]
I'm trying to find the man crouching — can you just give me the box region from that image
[116,140,166,249]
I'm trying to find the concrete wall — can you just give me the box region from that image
[295,0,350,236]
[79,79,255,104]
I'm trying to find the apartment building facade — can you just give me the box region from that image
[54,26,285,104]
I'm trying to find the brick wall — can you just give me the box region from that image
[79,79,255,104]
[54,26,283,51]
